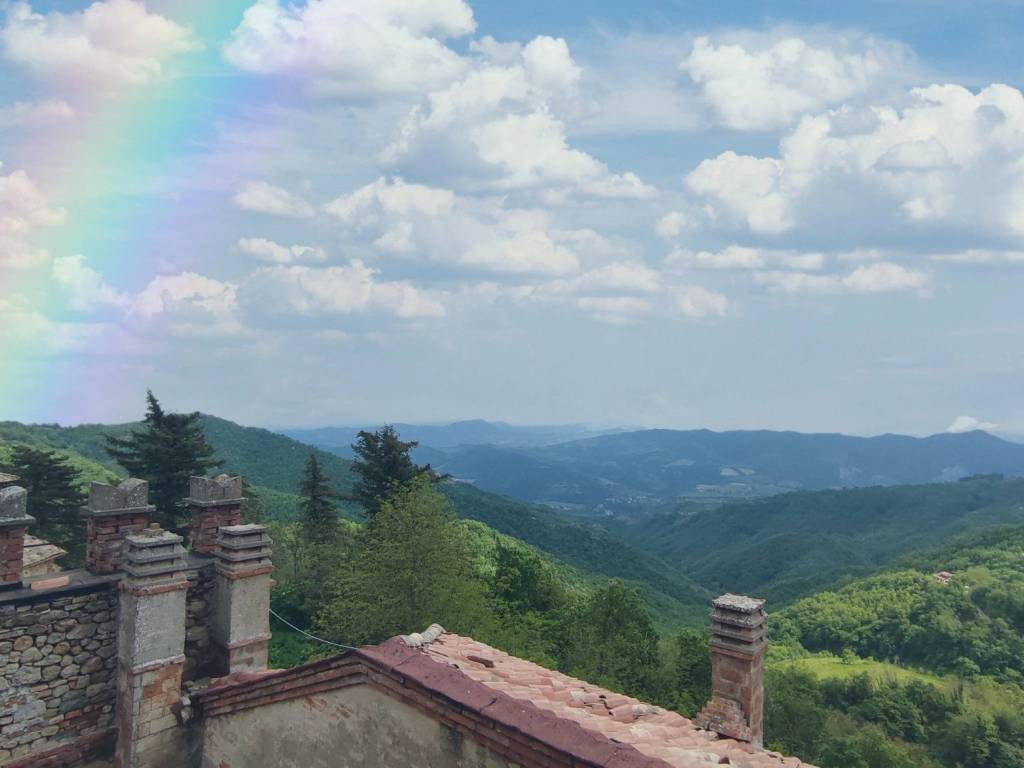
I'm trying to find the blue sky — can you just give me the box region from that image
[0,0,1022,436]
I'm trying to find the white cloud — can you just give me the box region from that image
[0,99,73,127]
[688,84,1024,240]
[130,272,243,337]
[325,176,625,276]
[754,261,930,294]
[1,0,198,88]
[0,163,63,273]
[233,181,314,218]
[224,0,474,96]
[674,285,729,318]
[238,237,326,264]
[666,245,826,271]
[947,415,998,433]
[575,295,652,324]
[242,261,445,319]
[384,36,654,199]
[656,211,687,240]
[52,255,127,311]
[930,249,1024,264]
[684,33,906,130]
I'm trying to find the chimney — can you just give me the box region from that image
[0,486,34,590]
[696,594,767,748]
[83,479,154,574]
[211,524,273,674]
[116,524,189,768]
[184,475,243,554]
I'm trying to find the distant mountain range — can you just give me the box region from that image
[291,422,1024,510]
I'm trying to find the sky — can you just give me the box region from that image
[0,0,1022,435]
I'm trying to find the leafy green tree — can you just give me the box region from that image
[560,580,660,699]
[765,668,827,759]
[349,425,441,517]
[670,628,711,716]
[105,391,220,530]
[318,476,492,644]
[298,453,339,544]
[1,444,85,558]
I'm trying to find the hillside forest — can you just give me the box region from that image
[3,395,1024,768]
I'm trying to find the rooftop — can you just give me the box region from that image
[23,534,67,570]
[201,626,815,768]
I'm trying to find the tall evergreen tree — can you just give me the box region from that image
[105,391,220,531]
[350,425,442,517]
[298,453,339,544]
[1,444,86,558]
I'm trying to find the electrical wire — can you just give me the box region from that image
[269,607,359,651]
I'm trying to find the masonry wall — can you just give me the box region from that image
[0,581,119,765]
[199,684,516,768]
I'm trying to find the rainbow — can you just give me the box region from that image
[1,1,267,423]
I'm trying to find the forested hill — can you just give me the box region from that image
[304,426,1024,508]
[0,416,709,626]
[617,475,1024,605]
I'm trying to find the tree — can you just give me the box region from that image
[560,580,661,699]
[671,628,712,716]
[105,391,220,530]
[349,425,442,517]
[318,476,492,645]
[298,453,339,544]
[1,445,86,558]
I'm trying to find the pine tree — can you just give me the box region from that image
[298,453,338,544]
[1,445,86,558]
[105,391,220,531]
[350,425,442,517]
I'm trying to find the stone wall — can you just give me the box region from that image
[184,558,215,682]
[0,581,119,764]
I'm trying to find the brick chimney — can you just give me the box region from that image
[211,524,273,674]
[83,479,154,574]
[0,486,34,590]
[696,594,767,748]
[115,524,189,768]
[184,475,243,554]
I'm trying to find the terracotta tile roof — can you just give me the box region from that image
[360,628,816,768]
[23,534,67,570]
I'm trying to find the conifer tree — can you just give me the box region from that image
[1,444,86,556]
[298,453,338,544]
[350,425,442,517]
[105,391,220,530]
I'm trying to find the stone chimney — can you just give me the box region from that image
[83,479,154,574]
[211,524,273,674]
[116,524,189,768]
[0,486,34,590]
[184,475,243,554]
[696,594,767,748]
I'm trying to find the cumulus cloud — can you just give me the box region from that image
[674,285,729,318]
[224,0,474,96]
[242,261,445,319]
[0,99,73,127]
[754,261,930,294]
[233,181,314,218]
[0,163,63,272]
[237,237,326,264]
[325,176,631,276]
[947,415,998,433]
[384,36,654,199]
[52,255,128,311]
[1,0,198,88]
[683,33,906,130]
[665,245,825,271]
[688,84,1024,240]
[930,249,1024,264]
[129,272,243,337]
